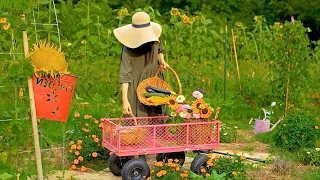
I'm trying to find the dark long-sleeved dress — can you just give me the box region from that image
[119,40,165,117]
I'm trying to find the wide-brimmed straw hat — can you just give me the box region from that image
[114,12,162,48]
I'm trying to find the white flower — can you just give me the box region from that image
[67,42,72,47]
[170,111,177,117]
[315,148,320,152]
[234,126,238,129]
[223,133,228,136]
[176,95,185,103]
[306,152,311,154]
[179,111,187,118]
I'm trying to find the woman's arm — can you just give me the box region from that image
[121,82,132,114]
[157,53,169,70]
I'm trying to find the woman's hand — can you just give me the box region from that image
[122,100,132,114]
[161,62,170,70]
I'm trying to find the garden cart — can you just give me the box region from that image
[101,115,220,180]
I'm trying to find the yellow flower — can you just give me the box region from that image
[182,16,190,24]
[167,96,179,110]
[74,112,80,118]
[0,18,7,23]
[3,24,10,30]
[192,98,206,114]
[200,104,213,119]
[214,107,220,119]
[170,8,179,16]
[84,115,91,119]
[240,155,246,160]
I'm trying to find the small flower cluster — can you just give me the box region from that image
[67,112,107,172]
[204,152,247,179]
[169,7,200,24]
[0,17,10,30]
[167,89,220,123]
[118,8,129,17]
[147,159,189,180]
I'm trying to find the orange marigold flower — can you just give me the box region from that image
[78,156,84,161]
[161,170,167,175]
[82,128,89,132]
[92,152,98,158]
[147,177,151,180]
[75,151,80,156]
[174,159,179,163]
[69,150,72,153]
[94,138,99,143]
[99,123,103,128]
[184,170,188,173]
[73,159,79,165]
[80,166,86,172]
[95,120,99,124]
[71,144,77,150]
[176,167,180,171]
[207,154,213,158]
[109,152,114,156]
[77,140,82,145]
[74,112,80,118]
[77,145,82,150]
[233,150,238,155]
[232,171,237,176]
[85,123,89,126]
[200,168,206,173]
[151,169,154,173]
[84,115,91,119]
[180,173,188,178]
[214,154,220,159]
[206,173,210,177]
[69,141,75,145]
[168,159,173,163]
[240,155,246,160]
[315,126,319,130]
[71,164,76,170]
[92,135,97,138]
[155,161,164,167]
[235,160,239,163]
[156,172,162,177]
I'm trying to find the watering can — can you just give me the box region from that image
[249,102,282,134]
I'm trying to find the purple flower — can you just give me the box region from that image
[184,104,192,110]
[192,91,203,99]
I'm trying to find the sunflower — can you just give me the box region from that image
[200,104,213,119]
[192,98,206,114]
[167,96,179,110]
[28,40,69,77]
[3,24,10,30]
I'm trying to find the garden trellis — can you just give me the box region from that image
[0,0,68,179]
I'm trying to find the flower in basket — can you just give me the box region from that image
[166,89,220,123]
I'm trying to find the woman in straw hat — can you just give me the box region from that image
[114,12,169,116]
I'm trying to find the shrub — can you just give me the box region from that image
[67,112,109,171]
[273,110,320,151]
[299,148,320,166]
[220,124,237,143]
[204,153,247,179]
[149,159,188,180]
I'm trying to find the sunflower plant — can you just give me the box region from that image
[166,89,220,123]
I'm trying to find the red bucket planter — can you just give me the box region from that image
[32,74,77,122]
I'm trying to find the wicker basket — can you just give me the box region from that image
[137,66,182,106]
[118,114,147,146]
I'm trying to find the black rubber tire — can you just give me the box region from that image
[156,152,186,166]
[121,159,150,180]
[190,154,209,174]
[108,154,134,176]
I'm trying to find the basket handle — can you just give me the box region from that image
[155,66,182,95]
[120,113,138,126]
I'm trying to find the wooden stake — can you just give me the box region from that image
[22,18,44,179]
[232,29,241,91]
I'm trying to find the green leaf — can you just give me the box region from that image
[93,93,103,102]
[1,172,13,180]
[1,152,8,164]
[81,18,93,26]
[88,36,99,44]
[43,24,54,30]
[189,170,205,180]
[8,63,20,76]
[76,30,87,39]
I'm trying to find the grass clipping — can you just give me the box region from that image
[28,40,69,77]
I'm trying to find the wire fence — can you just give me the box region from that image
[1,0,67,178]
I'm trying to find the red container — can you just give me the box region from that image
[32,74,77,122]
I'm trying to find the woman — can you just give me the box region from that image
[114,12,169,116]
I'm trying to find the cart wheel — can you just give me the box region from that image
[138,155,146,161]
[190,154,209,174]
[108,154,134,176]
[121,159,150,180]
[156,152,185,166]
